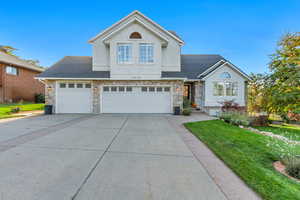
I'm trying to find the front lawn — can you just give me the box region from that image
[0,103,44,119]
[255,124,300,141]
[185,120,300,200]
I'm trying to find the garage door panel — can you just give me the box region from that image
[57,83,92,113]
[102,86,172,113]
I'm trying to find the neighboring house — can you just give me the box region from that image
[37,10,250,115]
[0,51,45,103]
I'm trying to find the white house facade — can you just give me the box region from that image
[37,10,250,115]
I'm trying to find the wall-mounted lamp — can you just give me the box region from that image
[47,86,53,92]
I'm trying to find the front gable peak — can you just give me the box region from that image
[88,10,184,45]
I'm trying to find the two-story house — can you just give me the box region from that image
[37,10,250,115]
[0,50,44,103]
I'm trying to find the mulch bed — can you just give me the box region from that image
[273,161,300,183]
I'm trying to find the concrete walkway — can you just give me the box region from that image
[0,114,227,200]
[168,113,261,200]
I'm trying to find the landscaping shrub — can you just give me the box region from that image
[182,97,192,116]
[183,97,191,108]
[219,112,250,126]
[35,93,45,103]
[219,100,245,113]
[10,107,20,113]
[250,115,269,126]
[283,157,300,179]
[182,108,192,116]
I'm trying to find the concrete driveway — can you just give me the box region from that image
[0,114,227,200]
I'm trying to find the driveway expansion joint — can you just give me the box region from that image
[71,115,129,200]
[107,150,194,158]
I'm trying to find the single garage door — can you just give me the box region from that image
[56,82,92,113]
[102,86,172,113]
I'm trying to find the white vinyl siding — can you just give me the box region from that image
[117,43,132,64]
[139,43,154,64]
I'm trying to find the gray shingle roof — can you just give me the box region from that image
[167,31,183,42]
[38,54,225,79]
[162,54,225,79]
[37,56,110,78]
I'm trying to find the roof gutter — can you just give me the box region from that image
[36,77,187,81]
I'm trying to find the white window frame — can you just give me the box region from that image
[213,82,238,96]
[117,43,132,64]
[6,66,18,75]
[139,43,154,64]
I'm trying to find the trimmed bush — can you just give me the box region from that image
[35,93,45,103]
[250,115,269,126]
[182,108,192,116]
[219,112,250,126]
[11,107,20,113]
[283,157,300,179]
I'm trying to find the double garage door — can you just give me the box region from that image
[102,86,172,113]
[56,83,172,114]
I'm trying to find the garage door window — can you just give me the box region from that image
[68,83,75,88]
[164,87,170,92]
[59,83,66,88]
[118,86,125,92]
[157,87,162,92]
[77,83,83,88]
[111,87,117,92]
[141,87,147,92]
[149,87,155,92]
[103,86,110,92]
[126,87,132,92]
[85,84,91,88]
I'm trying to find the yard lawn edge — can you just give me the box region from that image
[184,120,300,200]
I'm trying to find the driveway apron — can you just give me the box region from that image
[0,114,227,200]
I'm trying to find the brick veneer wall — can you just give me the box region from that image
[0,63,45,103]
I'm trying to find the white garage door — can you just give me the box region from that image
[102,86,172,113]
[56,82,92,113]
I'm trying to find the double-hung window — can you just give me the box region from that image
[139,43,154,64]
[213,82,238,96]
[117,43,132,64]
[225,82,238,96]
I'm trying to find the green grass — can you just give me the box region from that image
[0,103,44,119]
[185,120,300,200]
[255,124,300,141]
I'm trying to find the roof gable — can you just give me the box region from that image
[199,61,250,81]
[88,10,184,45]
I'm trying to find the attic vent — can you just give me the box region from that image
[129,32,142,39]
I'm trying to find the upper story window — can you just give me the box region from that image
[220,72,231,79]
[213,82,238,96]
[139,43,154,64]
[129,32,142,39]
[117,43,132,64]
[6,66,18,75]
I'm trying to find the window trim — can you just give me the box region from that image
[213,81,238,97]
[117,43,133,64]
[139,43,154,64]
[129,32,142,39]
[5,66,18,76]
[220,72,231,79]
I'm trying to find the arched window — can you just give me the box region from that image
[129,32,142,39]
[220,72,231,79]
